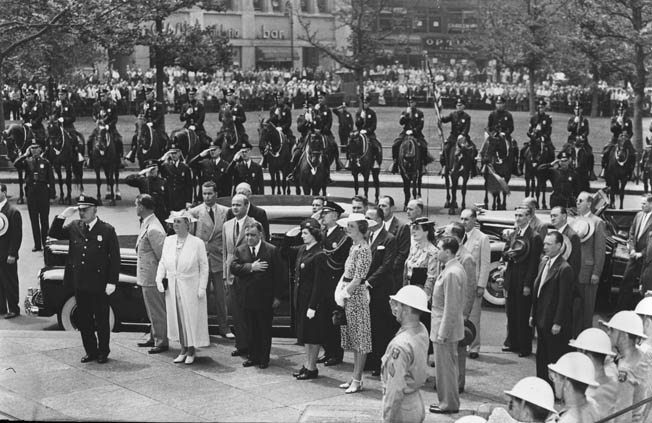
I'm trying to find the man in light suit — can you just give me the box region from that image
[223,193,255,357]
[230,220,286,369]
[134,194,167,353]
[227,182,270,242]
[572,191,606,335]
[0,184,22,318]
[379,195,410,293]
[428,237,465,415]
[189,181,234,339]
[460,208,490,359]
[363,206,397,376]
[530,231,574,384]
[617,194,652,310]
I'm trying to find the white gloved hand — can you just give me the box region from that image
[186,107,194,115]
[360,130,367,135]
[276,127,282,131]
[306,308,316,319]
[58,117,64,123]
[146,122,153,127]
[189,125,196,131]
[105,284,116,296]
[361,112,366,119]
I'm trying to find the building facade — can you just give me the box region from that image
[128,0,338,71]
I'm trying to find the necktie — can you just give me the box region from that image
[462,233,468,245]
[235,221,240,238]
[538,259,552,297]
[84,223,90,235]
[369,231,375,245]
[251,246,256,259]
[208,207,214,223]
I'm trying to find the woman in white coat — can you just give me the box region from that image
[156,210,210,364]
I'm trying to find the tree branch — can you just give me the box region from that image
[1,8,69,58]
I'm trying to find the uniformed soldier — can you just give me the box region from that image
[48,196,120,364]
[220,88,247,138]
[482,376,557,423]
[549,152,578,208]
[333,101,354,154]
[131,87,169,158]
[602,100,636,173]
[392,95,432,173]
[441,98,477,174]
[20,87,47,147]
[548,352,601,423]
[124,160,169,226]
[487,96,518,175]
[188,139,231,198]
[89,89,123,164]
[382,285,430,423]
[353,96,383,169]
[179,87,207,142]
[226,141,264,195]
[13,140,55,251]
[634,297,652,423]
[159,143,193,212]
[317,200,352,366]
[50,87,84,158]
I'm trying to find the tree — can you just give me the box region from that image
[298,0,392,100]
[566,0,652,153]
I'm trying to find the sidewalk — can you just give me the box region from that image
[0,330,532,422]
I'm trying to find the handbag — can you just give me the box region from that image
[334,277,351,307]
[332,306,347,326]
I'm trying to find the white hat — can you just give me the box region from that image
[389,285,430,313]
[165,210,198,224]
[504,376,557,413]
[570,218,595,244]
[635,297,652,317]
[0,212,8,237]
[599,310,647,339]
[569,328,616,356]
[548,352,599,387]
[336,213,375,228]
[454,416,487,423]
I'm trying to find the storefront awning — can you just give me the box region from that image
[256,47,297,62]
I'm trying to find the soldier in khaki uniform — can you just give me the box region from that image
[381,285,430,423]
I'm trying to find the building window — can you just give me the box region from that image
[429,16,441,33]
[271,0,283,12]
[253,0,265,11]
[300,0,310,13]
[413,16,426,33]
[316,0,329,13]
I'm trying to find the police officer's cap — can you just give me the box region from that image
[77,195,99,208]
[239,141,253,151]
[208,138,221,149]
[27,87,36,94]
[407,94,415,102]
[28,139,41,148]
[317,89,327,98]
[99,88,109,95]
[320,200,344,216]
[275,91,285,99]
[144,87,154,93]
[456,97,465,106]
[558,151,570,160]
[619,100,629,109]
[537,99,547,108]
[168,143,181,152]
[362,96,371,104]
[58,87,68,94]
[225,88,236,96]
[188,87,198,94]
[495,96,506,104]
[143,159,159,168]
[574,101,583,110]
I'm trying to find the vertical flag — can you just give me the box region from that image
[424,55,446,146]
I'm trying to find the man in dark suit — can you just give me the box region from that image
[549,206,582,281]
[0,184,22,318]
[49,196,120,363]
[364,206,397,376]
[226,182,270,242]
[530,231,574,384]
[618,194,652,310]
[227,142,264,195]
[230,220,286,368]
[378,195,409,292]
[503,206,543,357]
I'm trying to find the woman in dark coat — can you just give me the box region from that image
[293,217,326,380]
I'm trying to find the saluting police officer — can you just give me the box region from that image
[354,96,383,169]
[227,141,264,195]
[89,89,122,166]
[49,196,120,364]
[392,94,432,173]
[180,87,207,143]
[124,160,169,226]
[188,139,231,198]
[13,140,55,252]
[382,285,430,423]
[220,88,248,138]
[549,152,578,209]
[333,102,354,157]
[159,143,193,211]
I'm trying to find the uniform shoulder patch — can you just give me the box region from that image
[618,370,628,383]
[392,348,400,359]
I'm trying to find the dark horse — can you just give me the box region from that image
[522,134,555,209]
[606,133,636,209]
[443,135,476,215]
[89,124,118,206]
[1,123,36,204]
[296,132,329,196]
[481,132,517,210]
[134,117,165,170]
[397,130,423,211]
[259,118,291,195]
[217,106,244,163]
[171,126,208,202]
[348,131,381,204]
[46,121,80,205]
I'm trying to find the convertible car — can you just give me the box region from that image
[477,190,637,308]
[25,195,352,336]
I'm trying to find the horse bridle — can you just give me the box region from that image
[263,123,285,158]
[51,125,66,156]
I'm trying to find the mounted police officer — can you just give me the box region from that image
[13,139,55,252]
[313,90,334,140]
[521,99,553,175]
[130,87,168,160]
[392,94,432,173]
[158,143,193,212]
[602,100,636,174]
[567,101,590,144]
[179,87,207,143]
[354,96,383,170]
[487,96,518,174]
[20,87,47,148]
[333,101,354,159]
[288,99,316,183]
[441,97,476,174]
[220,88,247,140]
[262,92,294,169]
[89,89,123,166]
[559,102,595,191]
[50,87,84,159]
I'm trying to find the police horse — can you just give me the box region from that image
[134,116,166,170]
[295,132,329,196]
[217,105,245,163]
[89,124,118,206]
[170,125,208,202]
[2,123,40,204]
[397,130,423,211]
[605,133,636,209]
[481,131,517,210]
[443,135,476,215]
[46,121,80,205]
[522,131,555,209]
[259,118,291,195]
[348,130,381,204]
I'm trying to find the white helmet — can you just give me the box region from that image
[389,285,430,313]
[547,352,599,387]
[504,376,556,413]
[599,310,647,339]
[569,328,616,356]
[635,297,652,317]
[454,416,487,423]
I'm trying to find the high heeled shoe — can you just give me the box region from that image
[339,380,352,389]
[173,354,187,363]
[184,354,195,365]
[345,379,363,394]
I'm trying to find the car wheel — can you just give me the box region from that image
[483,262,506,307]
[57,296,116,332]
